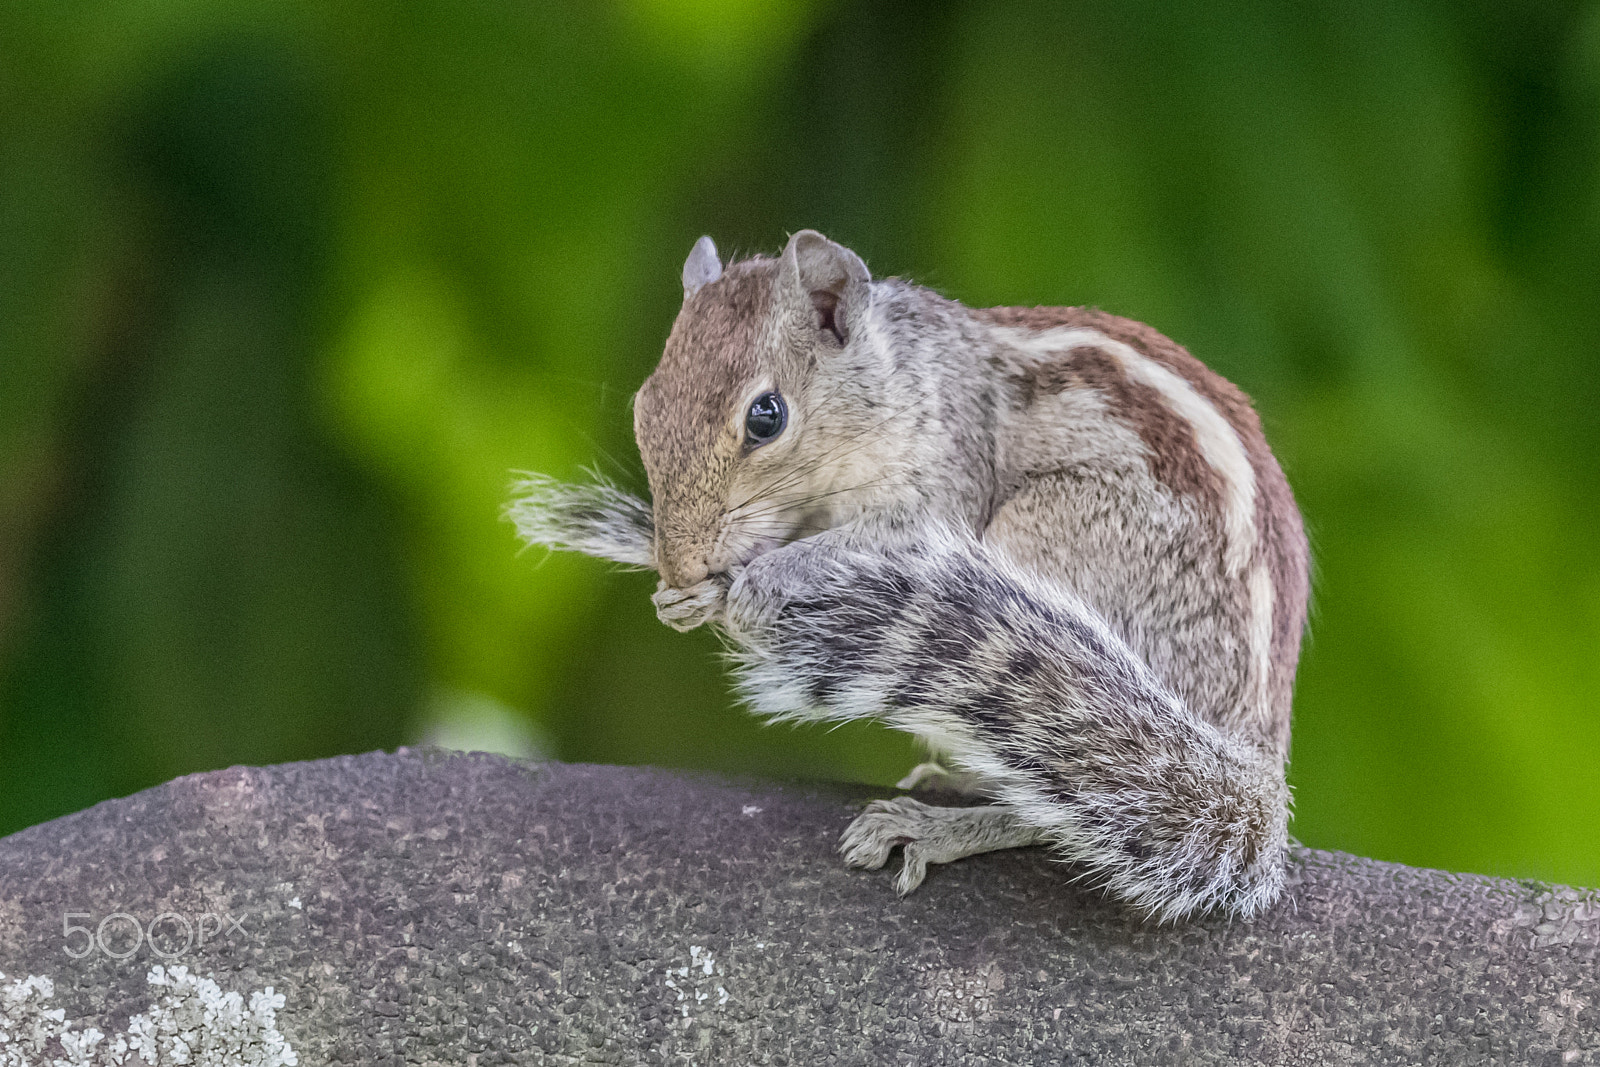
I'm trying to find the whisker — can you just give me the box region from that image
[733,391,919,506]
[730,474,914,515]
[765,405,916,488]
[573,430,644,488]
[731,397,924,511]
[726,479,915,524]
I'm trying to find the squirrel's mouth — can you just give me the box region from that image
[700,499,844,582]
[706,514,804,579]
[710,532,787,579]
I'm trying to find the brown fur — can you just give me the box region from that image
[1014,344,1227,516]
[638,258,775,481]
[636,258,778,584]
[976,305,1309,753]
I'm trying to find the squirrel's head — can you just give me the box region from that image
[636,230,874,589]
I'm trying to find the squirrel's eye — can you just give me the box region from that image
[745,391,787,446]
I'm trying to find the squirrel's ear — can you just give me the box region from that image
[781,230,870,345]
[682,236,722,298]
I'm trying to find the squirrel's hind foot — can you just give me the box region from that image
[895,760,991,796]
[840,798,1049,895]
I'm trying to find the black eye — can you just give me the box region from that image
[745,391,787,446]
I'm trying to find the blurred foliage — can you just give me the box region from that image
[1,0,1598,887]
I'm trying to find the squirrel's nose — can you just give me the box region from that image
[654,511,715,588]
[660,553,710,590]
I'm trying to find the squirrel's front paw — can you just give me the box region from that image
[652,578,726,632]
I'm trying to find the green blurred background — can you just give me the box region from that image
[2,0,1598,887]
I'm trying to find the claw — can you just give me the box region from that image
[839,799,910,870]
[894,846,928,895]
[840,798,935,890]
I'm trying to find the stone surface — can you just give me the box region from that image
[1,749,1597,1065]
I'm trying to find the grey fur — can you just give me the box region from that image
[723,531,1289,920]
[510,231,1311,922]
[505,474,655,567]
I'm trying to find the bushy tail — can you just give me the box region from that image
[727,532,1289,922]
[506,474,656,567]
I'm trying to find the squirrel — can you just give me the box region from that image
[510,230,1310,922]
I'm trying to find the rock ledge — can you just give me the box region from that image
[1,750,1596,1065]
